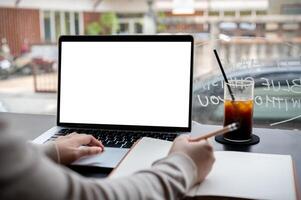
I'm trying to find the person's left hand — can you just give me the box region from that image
[53,133,104,165]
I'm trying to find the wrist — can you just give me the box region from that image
[53,142,61,164]
[153,153,198,188]
[40,141,60,163]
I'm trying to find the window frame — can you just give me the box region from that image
[118,18,143,34]
[40,10,84,43]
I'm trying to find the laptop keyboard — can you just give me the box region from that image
[47,128,179,148]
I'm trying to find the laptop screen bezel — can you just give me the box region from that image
[57,35,193,132]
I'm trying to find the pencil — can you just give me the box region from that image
[189,123,239,142]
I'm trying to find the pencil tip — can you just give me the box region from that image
[229,122,239,131]
[234,122,240,130]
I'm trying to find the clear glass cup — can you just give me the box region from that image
[223,80,255,142]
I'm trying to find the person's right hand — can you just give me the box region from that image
[168,135,215,183]
[54,133,104,165]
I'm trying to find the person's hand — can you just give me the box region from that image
[53,133,104,165]
[168,135,215,183]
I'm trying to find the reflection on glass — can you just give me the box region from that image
[1,0,301,131]
[193,37,301,130]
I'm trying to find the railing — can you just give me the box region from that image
[32,63,57,93]
[30,44,58,93]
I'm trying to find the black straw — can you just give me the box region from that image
[213,49,235,101]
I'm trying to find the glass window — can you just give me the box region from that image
[134,22,143,33]
[224,11,235,16]
[64,12,71,35]
[119,23,129,34]
[55,12,61,40]
[1,2,301,132]
[256,10,267,15]
[43,11,51,42]
[42,11,82,42]
[209,11,219,16]
[193,38,301,130]
[74,13,80,35]
[240,11,252,16]
[282,5,301,15]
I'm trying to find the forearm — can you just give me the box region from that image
[96,153,197,200]
[46,153,197,200]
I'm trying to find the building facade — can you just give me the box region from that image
[0,0,301,55]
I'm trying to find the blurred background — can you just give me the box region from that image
[0,0,301,130]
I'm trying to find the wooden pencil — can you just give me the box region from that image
[189,123,239,142]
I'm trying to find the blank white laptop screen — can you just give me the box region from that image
[60,41,191,128]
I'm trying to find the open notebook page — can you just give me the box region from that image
[110,137,172,178]
[110,137,296,200]
[188,151,296,200]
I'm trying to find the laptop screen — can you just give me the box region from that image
[59,36,192,131]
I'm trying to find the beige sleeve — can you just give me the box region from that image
[1,134,197,200]
[92,153,197,199]
[30,142,60,163]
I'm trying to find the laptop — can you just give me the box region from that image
[33,35,194,168]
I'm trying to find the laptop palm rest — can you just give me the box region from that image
[72,147,129,168]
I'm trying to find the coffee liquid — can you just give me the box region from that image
[223,100,253,141]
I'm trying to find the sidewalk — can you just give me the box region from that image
[0,75,57,114]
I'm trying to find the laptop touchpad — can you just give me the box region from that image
[72,147,129,168]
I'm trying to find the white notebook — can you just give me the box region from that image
[110,137,298,200]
